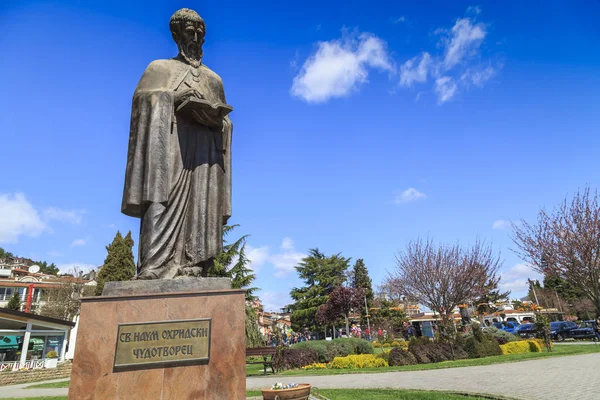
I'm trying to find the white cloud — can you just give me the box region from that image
[499,263,544,297]
[43,207,85,224]
[392,16,406,24]
[396,8,499,104]
[291,32,393,103]
[434,76,458,104]
[492,220,510,230]
[71,238,87,247]
[399,52,432,87]
[281,237,295,250]
[461,66,497,87]
[395,188,427,204]
[271,250,306,278]
[259,291,292,312]
[270,238,306,278]
[246,245,269,272]
[56,263,97,275]
[467,5,482,15]
[441,18,487,69]
[0,193,47,243]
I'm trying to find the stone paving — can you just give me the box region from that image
[1,352,598,399]
[247,352,600,400]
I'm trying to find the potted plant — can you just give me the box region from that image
[261,383,312,400]
[44,351,58,368]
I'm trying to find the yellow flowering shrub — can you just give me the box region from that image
[500,341,530,355]
[373,342,382,348]
[391,341,400,347]
[382,343,391,348]
[330,354,388,369]
[301,363,328,370]
[528,340,543,352]
[500,340,544,355]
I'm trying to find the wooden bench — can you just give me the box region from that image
[246,346,277,375]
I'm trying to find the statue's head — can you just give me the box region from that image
[170,8,205,67]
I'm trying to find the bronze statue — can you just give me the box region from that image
[122,8,233,279]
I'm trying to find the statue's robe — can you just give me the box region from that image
[122,58,233,279]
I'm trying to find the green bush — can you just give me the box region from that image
[291,339,374,363]
[388,348,417,366]
[487,327,520,343]
[383,343,391,348]
[463,334,502,359]
[293,341,331,363]
[348,337,375,355]
[327,339,355,358]
[279,348,319,369]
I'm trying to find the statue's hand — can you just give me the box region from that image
[175,88,205,105]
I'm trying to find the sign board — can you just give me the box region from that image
[114,319,211,369]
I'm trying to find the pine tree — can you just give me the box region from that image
[95,231,136,295]
[289,249,350,332]
[351,258,374,304]
[211,225,257,300]
[6,291,21,311]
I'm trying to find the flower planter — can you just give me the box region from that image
[44,358,58,368]
[261,383,312,400]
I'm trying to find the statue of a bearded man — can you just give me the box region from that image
[122,8,233,279]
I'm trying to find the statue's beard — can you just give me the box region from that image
[179,42,202,68]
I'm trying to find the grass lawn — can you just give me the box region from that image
[26,381,70,389]
[0,391,496,400]
[315,389,493,399]
[277,344,600,376]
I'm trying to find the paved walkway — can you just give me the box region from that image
[2,353,599,399]
[248,353,600,400]
[0,378,69,399]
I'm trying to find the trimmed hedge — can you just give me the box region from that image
[500,340,543,355]
[330,354,388,369]
[408,342,468,363]
[278,348,318,369]
[499,341,530,355]
[291,338,374,364]
[388,348,417,366]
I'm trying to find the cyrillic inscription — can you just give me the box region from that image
[114,319,210,368]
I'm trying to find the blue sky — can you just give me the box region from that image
[1,1,599,311]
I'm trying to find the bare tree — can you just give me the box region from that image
[512,187,600,316]
[39,268,95,321]
[387,237,503,328]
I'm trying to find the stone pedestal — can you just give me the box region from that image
[68,282,246,400]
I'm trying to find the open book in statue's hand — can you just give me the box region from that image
[176,97,233,129]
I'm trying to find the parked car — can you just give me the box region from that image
[550,321,578,341]
[565,321,598,341]
[493,321,520,334]
[515,323,537,338]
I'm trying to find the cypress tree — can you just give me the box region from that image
[95,231,136,295]
[351,258,374,304]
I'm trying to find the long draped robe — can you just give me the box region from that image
[122,58,233,279]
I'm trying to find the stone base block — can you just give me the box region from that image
[68,288,246,400]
